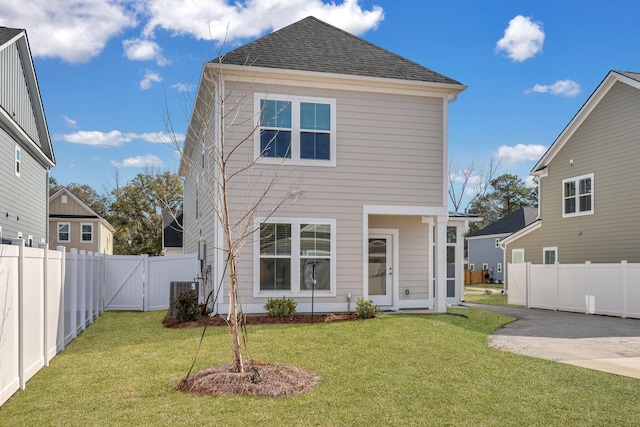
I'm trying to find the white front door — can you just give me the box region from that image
[368,233,393,306]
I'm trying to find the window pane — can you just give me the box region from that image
[565,198,576,214]
[447,227,457,243]
[579,178,591,195]
[260,223,291,255]
[300,258,330,290]
[260,130,291,158]
[260,258,291,290]
[300,132,330,160]
[260,99,291,128]
[544,250,556,264]
[300,223,330,255]
[564,181,575,197]
[579,195,591,212]
[300,102,330,130]
[447,246,455,278]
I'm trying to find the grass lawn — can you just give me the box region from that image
[2,310,639,426]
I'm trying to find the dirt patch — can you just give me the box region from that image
[177,361,320,397]
[163,312,360,328]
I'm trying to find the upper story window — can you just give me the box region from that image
[255,93,336,167]
[81,223,93,242]
[58,222,70,242]
[15,145,21,177]
[563,173,593,217]
[543,247,557,264]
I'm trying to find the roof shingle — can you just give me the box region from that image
[218,16,462,85]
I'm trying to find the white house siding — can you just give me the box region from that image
[506,80,640,266]
[213,80,445,309]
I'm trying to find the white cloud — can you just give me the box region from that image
[2,0,383,63]
[525,80,581,97]
[171,82,194,92]
[56,130,133,147]
[55,130,182,146]
[141,0,384,42]
[140,70,162,90]
[0,0,136,63]
[123,38,170,66]
[111,154,165,168]
[496,15,545,62]
[497,144,547,163]
[62,115,77,128]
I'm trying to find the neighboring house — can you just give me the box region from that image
[466,207,537,283]
[503,70,640,273]
[0,27,55,246]
[180,16,471,314]
[49,188,114,254]
[162,210,183,256]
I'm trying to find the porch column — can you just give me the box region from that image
[434,216,447,313]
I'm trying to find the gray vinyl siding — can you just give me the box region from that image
[220,81,445,304]
[0,41,40,149]
[507,80,640,265]
[468,236,505,282]
[0,127,47,244]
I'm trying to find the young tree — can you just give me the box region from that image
[172,59,296,374]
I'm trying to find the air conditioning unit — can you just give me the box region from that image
[169,281,198,316]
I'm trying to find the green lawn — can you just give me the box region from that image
[2,310,639,426]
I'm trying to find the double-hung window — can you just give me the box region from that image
[256,94,336,166]
[256,218,336,295]
[563,174,593,217]
[543,247,557,264]
[15,145,21,177]
[81,223,93,242]
[58,222,70,242]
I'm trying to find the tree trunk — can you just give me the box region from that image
[228,254,243,373]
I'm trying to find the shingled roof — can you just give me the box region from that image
[468,207,538,237]
[218,16,462,85]
[0,27,23,46]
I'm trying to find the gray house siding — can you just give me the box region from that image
[506,78,640,266]
[468,235,505,282]
[0,127,48,244]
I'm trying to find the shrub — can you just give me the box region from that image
[355,298,380,319]
[264,296,297,318]
[171,289,200,323]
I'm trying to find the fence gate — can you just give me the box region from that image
[104,255,147,311]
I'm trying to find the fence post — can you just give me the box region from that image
[142,254,149,312]
[12,238,26,390]
[87,251,93,325]
[57,247,66,352]
[585,261,592,314]
[622,260,628,318]
[525,262,531,308]
[38,243,49,367]
[554,261,559,311]
[78,250,86,333]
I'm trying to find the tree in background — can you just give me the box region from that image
[448,159,501,213]
[468,173,537,232]
[109,170,182,255]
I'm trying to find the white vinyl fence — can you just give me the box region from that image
[508,261,640,319]
[0,242,198,406]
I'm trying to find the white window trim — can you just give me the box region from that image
[27,235,33,247]
[497,263,502,273]
[81,222,94,243]
[15,145,21,177]
[495,238,500,248]
[562,173,594,218]
[543,247,558,265]
[254,93,337,167]
[482,263,488,271]
[58,222,71,243]
[469,263,475,271]
[512,249,524,264]
[253,217,337,297]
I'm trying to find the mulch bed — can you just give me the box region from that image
[163,312,360,328]
[177,361,320,397]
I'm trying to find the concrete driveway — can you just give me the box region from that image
[464,303,640,379]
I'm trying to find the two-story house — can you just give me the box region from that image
[49,188,114,254]
[0,27,55,246]
[503,70,640,270]
[180,16,469,314]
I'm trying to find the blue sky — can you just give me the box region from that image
[4,0,640,206]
